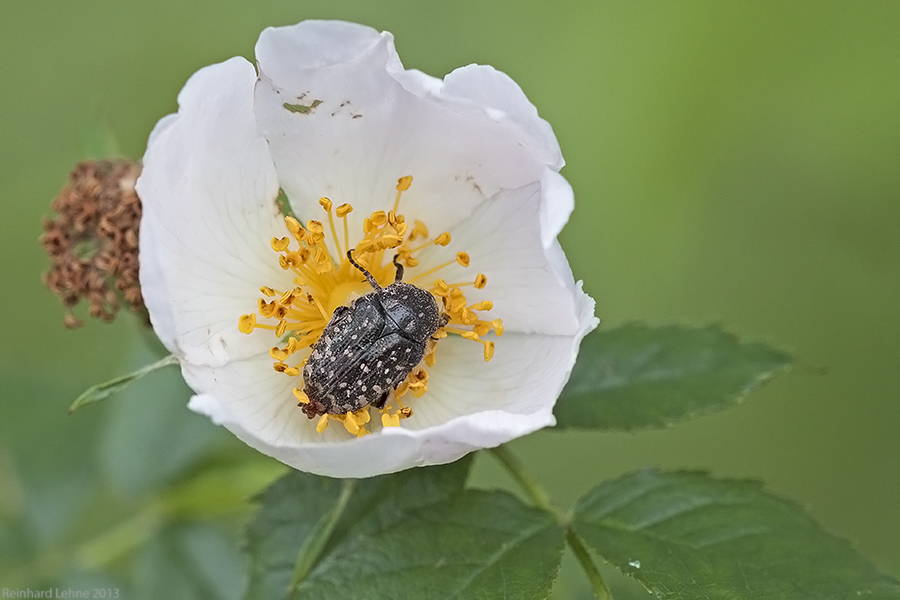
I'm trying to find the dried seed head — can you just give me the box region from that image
[40,159,144,327]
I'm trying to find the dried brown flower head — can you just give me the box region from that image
[41,159,144,328]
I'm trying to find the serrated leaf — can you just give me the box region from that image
[69,354,179,413]
[244,457,566,600]
[572,469,900,599]
[244,458,472,600]
[555,323,792,431]
[294,490,564,600]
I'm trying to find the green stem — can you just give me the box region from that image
[489,445,613,600]
[488,445,554,513]
[289,478,356,592]
[566,529,613,600]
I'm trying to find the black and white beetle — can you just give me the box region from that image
[300,250,447,418]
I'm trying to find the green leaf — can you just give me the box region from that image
[135,523,245,600]
[98,361,224,498]
[69,354,179,413]
[244,458,471,600]
[572,469,900,599]
[555,323,793,431]
[244,457,566,600]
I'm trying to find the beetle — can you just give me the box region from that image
[299,250,446,418]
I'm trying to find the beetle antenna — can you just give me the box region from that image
[392,254,404,283]
[347,249,382,291]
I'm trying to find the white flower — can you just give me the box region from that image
[136,20,597,478]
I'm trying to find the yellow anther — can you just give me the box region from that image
[394,222,408,236]
[270,347,289,361]
[238,313,256,334]
[271,237,290,252]
[260,286,277,297]
[285,216,302,234]
[355,407,371,425]
[342,413,361,435]
[396,175,413,191]
[319,197,333,211]
[370,211,387,227]
[425,352,437,367]
[484,341,495,362]
[278,255,290,270]
[293,388,310,404]
[382,413,400,428]
[434,232,451,246]
[474,274,487,289]
[410,385,427,399]
[473,322,491,336]
[470,300,493,311]
[381,234,404,248]
[433,279,450,296]
[279,289,296,305]
[456,252,470,267]
[307,220,324,235]
[461,331,480,341]
[409,220,429,241]
[283,367,300,376]
[399,406,413,419]
[336,203,353,218]
[275,320,288,337]
[273,362,288,373]
[257,298,273,317]
[313,246,331,266]
[432,329,448,339]
[363,217,374,234]
[316,414,330,433]
[405,256,420,267]
[492,319,504,336]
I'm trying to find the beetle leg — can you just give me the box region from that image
[372,390,391,410]
[392,254,404,282]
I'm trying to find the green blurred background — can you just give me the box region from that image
[2,1,898,598]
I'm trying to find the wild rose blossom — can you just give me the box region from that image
[136,20,597,477]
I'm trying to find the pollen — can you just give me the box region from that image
[238,176,501,437]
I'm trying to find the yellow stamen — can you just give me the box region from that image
[337,203,353,253]
[320,197,343,259]
[393,175,412,213]
[238,313,256,333]
[293,388,310,404]
[408,257,466,283]
[316,414,329,433]
[492,319,504,336]
[241,179,499,439]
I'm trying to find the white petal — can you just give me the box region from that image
[253,21,556,256]
[138,213,177,354]
[413,181,585,337]
[441,64,564,171]
[183,332,574,477]
[137,57,288,367]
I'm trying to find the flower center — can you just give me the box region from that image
[239,177,503,438]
